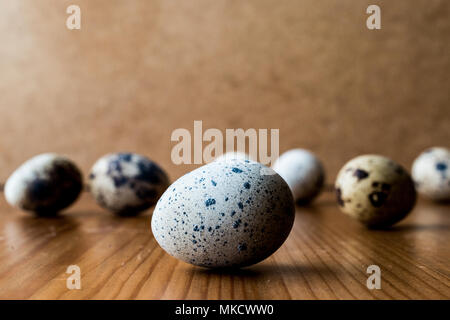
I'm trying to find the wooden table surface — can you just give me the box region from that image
[0,190,448,300]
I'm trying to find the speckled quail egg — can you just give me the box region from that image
[412,147,450,201]
[151,159,295,268]
[4,153,83,215]
[335,155,416,228]
[272,149,325,204]
[88,152,169,216]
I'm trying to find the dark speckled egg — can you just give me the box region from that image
[335,155,416,228]
[151,159,295,268]
[88,152,170,216]
[4,153,83,216]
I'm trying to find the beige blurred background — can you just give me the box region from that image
[0,0,448,183]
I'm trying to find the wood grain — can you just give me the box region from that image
[0,191,448,300]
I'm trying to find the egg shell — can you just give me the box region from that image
[335,155,416,228]
[214,151,253,162]
[151,159,295,268]
[412,147,450,201]
[88,153,169,216]
[272,149,325,204]
[4,153,83,215]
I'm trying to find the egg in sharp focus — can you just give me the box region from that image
[4,153,83,215]
[272,149,325,204]
[88,152,170,216]
[335,155,416,228]
[151,159,295,268]
[412,147,450,201]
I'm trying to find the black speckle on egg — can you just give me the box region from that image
[436,162,447,171]
[136,160,164,184]
[368,191,388,207]
[205,198,216,207]
[27,179,52,204]
[335,188,344,207]
[353,169,369,181]
[113,176,128,187]
[232,167,243,173]
[237,243,247,252]
[117,153,133,162]
[243,182,251,189]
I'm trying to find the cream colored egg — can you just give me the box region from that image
[335,155,416,228]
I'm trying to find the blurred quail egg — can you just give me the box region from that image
[4,153,83,215]
[88,152,169,216]
[272,149,325,204]
[412,147,450,201]
[335,155,416,228]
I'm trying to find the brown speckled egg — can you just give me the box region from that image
[335,155,416,228]
[151,159,295,268]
